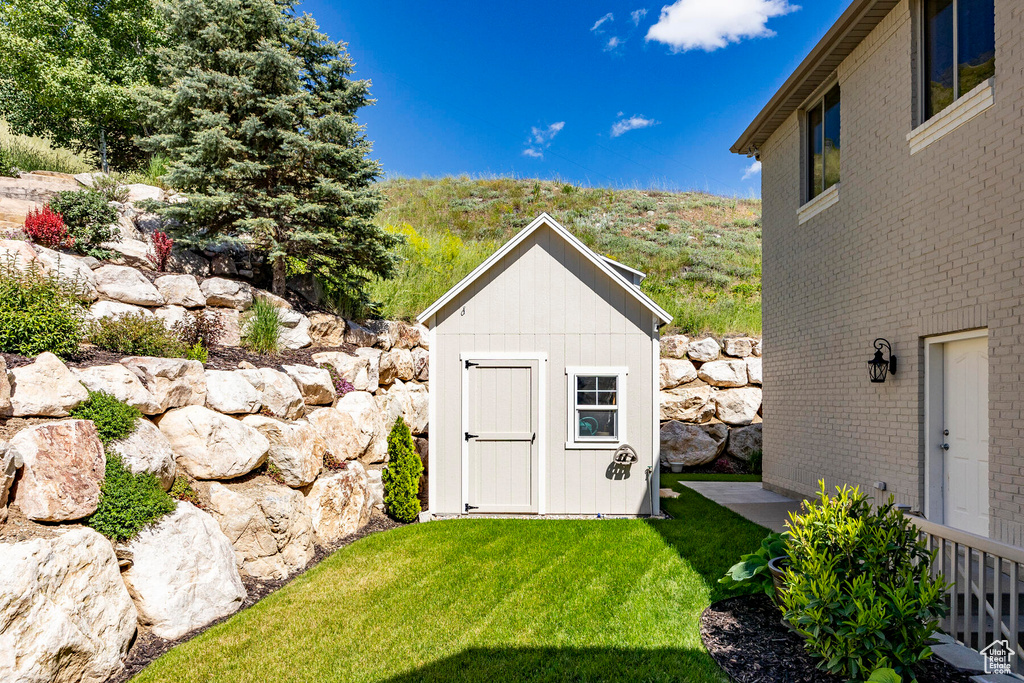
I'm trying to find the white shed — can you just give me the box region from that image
[417,213,672,516]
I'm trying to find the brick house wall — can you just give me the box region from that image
[758,0,1024,544]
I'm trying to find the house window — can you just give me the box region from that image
[566,367,627,448]
[923,0,995,120]
[806,85,840,201]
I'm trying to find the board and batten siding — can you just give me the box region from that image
[430,223,658,515]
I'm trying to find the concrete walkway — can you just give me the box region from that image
[673,481,804,532]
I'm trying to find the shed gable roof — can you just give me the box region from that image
[416,213,672,326]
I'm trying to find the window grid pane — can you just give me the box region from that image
[823,87,841,191]
[957,0,995,97]
[577,410,617,438]
[808,104,824,199]
[925,0,955,119]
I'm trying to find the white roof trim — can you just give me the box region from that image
[416,213,672,325]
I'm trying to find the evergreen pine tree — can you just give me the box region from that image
[382,417,423,523]
[137,0,396,298]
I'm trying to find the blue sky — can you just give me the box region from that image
[298,1,852,198]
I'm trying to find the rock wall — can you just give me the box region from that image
[659,335,763,471]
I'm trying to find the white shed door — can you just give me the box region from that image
[464,359,539,514]
[943,336,989,536]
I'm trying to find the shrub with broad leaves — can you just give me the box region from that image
[24,206,73,248]
[0,259,87,357]
[719,530,787,597]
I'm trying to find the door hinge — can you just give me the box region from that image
[465,432,478,441]
[531,432,536,444]
[465,503,479,512]
[465,360,479,369]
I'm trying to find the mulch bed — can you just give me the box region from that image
[112,511,403,683]
[700,594,979,683]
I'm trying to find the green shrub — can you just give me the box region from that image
[172,310,223,349]
[48,190,118,252]
[240,298,281,354]
[185,342,208,362]
[91,173,130,203]
[381,417,423,523]
[718,530,786,596]
[747,449,763,475]
[70,391,141,444]
[0,259,87,357]
[781,483,948,681]
[90,313,186,358]
[169,475,202,507]
[87,454,176,541]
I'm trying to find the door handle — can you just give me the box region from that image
[940,443,950,451]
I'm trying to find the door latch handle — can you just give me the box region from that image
[465,432,478,441]
[940,443,950,451]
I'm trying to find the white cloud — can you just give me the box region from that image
[523,121,565,159]
[591,12,614,32]
[645,0,799,52]
[631,8,648,25]
[742,159,762,180]
[611,114,658,137]
[605,36,622,51]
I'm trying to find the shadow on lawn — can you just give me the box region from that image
[380,646,717,683]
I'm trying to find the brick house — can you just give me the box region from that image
[731,0,1023,543]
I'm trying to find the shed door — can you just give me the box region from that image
[464,359,539,514]
[942,336,989,536]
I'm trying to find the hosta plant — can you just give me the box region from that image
[719,530,787,596]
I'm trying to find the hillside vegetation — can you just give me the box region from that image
[369,177,762,336]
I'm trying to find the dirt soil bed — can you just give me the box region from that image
[700,594,979,683]
[112,511,402,682]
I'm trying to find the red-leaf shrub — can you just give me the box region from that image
[24,206,74,249]
[147,231,174,271]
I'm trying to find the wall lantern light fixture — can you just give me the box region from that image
[869,338,897,383]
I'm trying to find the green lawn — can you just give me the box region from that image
[134,488,766,683]
[660,473,762,488]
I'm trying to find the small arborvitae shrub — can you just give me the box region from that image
[90,313,186,358]
[172,310,223,349]
[48,190,118,252]
[240,298,281,354]
[24,206,74,248]
[381,417,423,523]
[169,475,203,508]
[0,259,87,357]
[782,483,948,681]
[87,453,176,541]
[148,230,174,271]
[70,391,141,444]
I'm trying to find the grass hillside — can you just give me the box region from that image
[369,177,762,336]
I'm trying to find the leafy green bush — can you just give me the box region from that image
[172,309,223,349]
[70,391,141,444]
[48,190,118,252]
[240,298,281,354]
[90,313,186,357]
[91,173,130,203]
[381,417,423,523]
[719,531,786,596]
[185,342,208,362]
[0,259,87,357]
[87,454,176,541]
[169,475,202,507]
[781,483,948,681]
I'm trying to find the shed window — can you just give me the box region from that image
[806,85,840,201]
[567,367,627,448]
[923,0,995,120]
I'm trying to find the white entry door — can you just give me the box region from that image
[463,359,540,514]
[942,336,989,536]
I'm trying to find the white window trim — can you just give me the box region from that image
[797,183,840,224]
[565,366,627,450]
[907,77,995,155]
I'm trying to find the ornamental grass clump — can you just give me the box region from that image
[781,483,948,682]
[240,298,281,354]
[381,417,422,523]
[70,391,141,445]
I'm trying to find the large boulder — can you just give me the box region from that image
[659,334,690,359]
[73,364,161,415]
[278,310,312,350]
[0,528,137,683]
[121,502,246,641]
[752,339,762,357]
[0,238,40,271]
[727,424,763,463]
[207,481,316,580]
[715,387,763,426]
[344,319,377,347]
[0,356,11,417]
[167,248,210,277]
[413,323,429,349]
[156,405,269,479]
[311,351,376,392]
[697,360,749,388]
[238,367,304,419]
[9,352,89,417]
[1,441,22,517]
[10,420,105,522]
[377,380,429,436]
[241,415,323,488]
[660,358,698,389]
[205,370,262,414]
[281,364,336,405]
[200,277,253,310]
[93,264,165,306]
[379,348,414,385]
[659,384,714,423]
[746,357,762,385]
[33,246,98,301]
[124,183,164,203]
[354,348,382,390]
[204,308,241,346]
[723,337,756,358]
[303,462,373,546]
[153,304,190,331]
[87,299,152,322]
[688,337,721,363]
[411,347,429,382]
[154,274,206,308]
[108,419,177,490]
[392,322,422,350]
[121,357,207,412]
[305,408,367,463]
[98,238,152,270]
[660,421,728,467]
[307,312,346,346]
[335,391,386,463]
